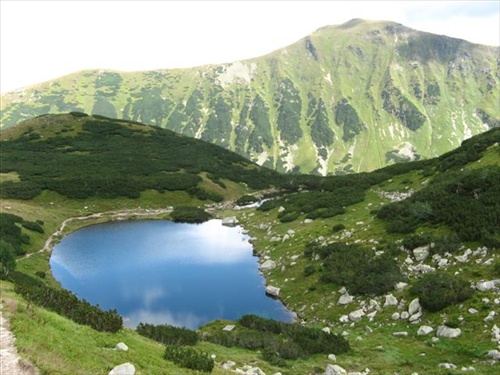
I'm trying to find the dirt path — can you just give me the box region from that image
[21,207,173,260]
[0,304,37,375]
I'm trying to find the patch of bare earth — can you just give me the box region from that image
[0,303,38,375]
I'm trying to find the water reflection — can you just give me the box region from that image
[50,219,294,329]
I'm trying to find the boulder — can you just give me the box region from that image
[260,259,276,272]
[384,294,398,307]
[487,349,500,360]
[391,312,400,320]
[413,245,430,262]
[368,299,381,311]
[484,311,496,323]
[394,282,408,292]
[393,331,408,337]
[437,258,449,268]
[417,325,434,336]
[324,364,347,375]
[338,293,354,305]
[222,216,239,227]
[476,279,500,292]
[436,325,461,338]
[327,353,337,362]
[348,309,365,322]
[222,361,237,369]
[223,325,235,331]
[366,311,377,321]
[115,342,128,352]
[265,285,280,298]
[409,311,423,323]
[408,298,421,315]
[439,363,457,369]
[109,363,135,375]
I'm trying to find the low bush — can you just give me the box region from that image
[14,278,122,332]
[304,265,316,277]
[332,224,346,233]
[236,195,259,206]
[164,345,214,373]
[312,242,403,296]
[136,323,198,346]
[170,206,212,224]
[410,273,474,312]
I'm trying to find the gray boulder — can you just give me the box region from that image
[109,363,135,375]
[392,331,408,337]
[476,279,500,291]
[338,293,354,305]
[409,311,423,323]
[439,363,457,369]
[413,245,430,262]
[487,349,500,360]
[348,309,365,322]
[484,311,496,323]
[222,216,239,227]
[436,325,461,338]
[384,294,398,307]
[324,364,347,375]
[115,342,128,351]
[265,285,280,297]
[417,325,434,336]
[408,298,421,315]
[260,259,276,272]
[222,361,237,369]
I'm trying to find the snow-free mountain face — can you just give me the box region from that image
[1,19,498,175]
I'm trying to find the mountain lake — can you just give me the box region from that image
[50,219,295,329]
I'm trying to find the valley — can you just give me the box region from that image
[0,113,499,374]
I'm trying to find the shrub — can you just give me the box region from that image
[236,195,259,206]
[0,240,17,277]
[304,265,316,277]
[70,111,89,117]
[332,224,346,233]
[136,323,198,346]
[410,273,474,312]
[21,220,44,233]
[164,345,214,373]
[14,280,122,332]
[170,206,212,224]
[318,243,403,296]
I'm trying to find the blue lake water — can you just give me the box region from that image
[50,219,295,329]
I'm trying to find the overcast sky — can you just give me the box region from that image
[1,0,499,94]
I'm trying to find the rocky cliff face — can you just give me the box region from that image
[1,19,498,175]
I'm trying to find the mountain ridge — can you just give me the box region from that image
[1,19,498,175]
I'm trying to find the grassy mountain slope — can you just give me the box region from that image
[0,114,499,374]
[2,19,498,176]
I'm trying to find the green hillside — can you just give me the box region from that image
[2,19,498,175]
[1,114,499,374]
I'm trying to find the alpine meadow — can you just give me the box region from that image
[0,18,499,375]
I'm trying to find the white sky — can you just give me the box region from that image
[1,0,499,94]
